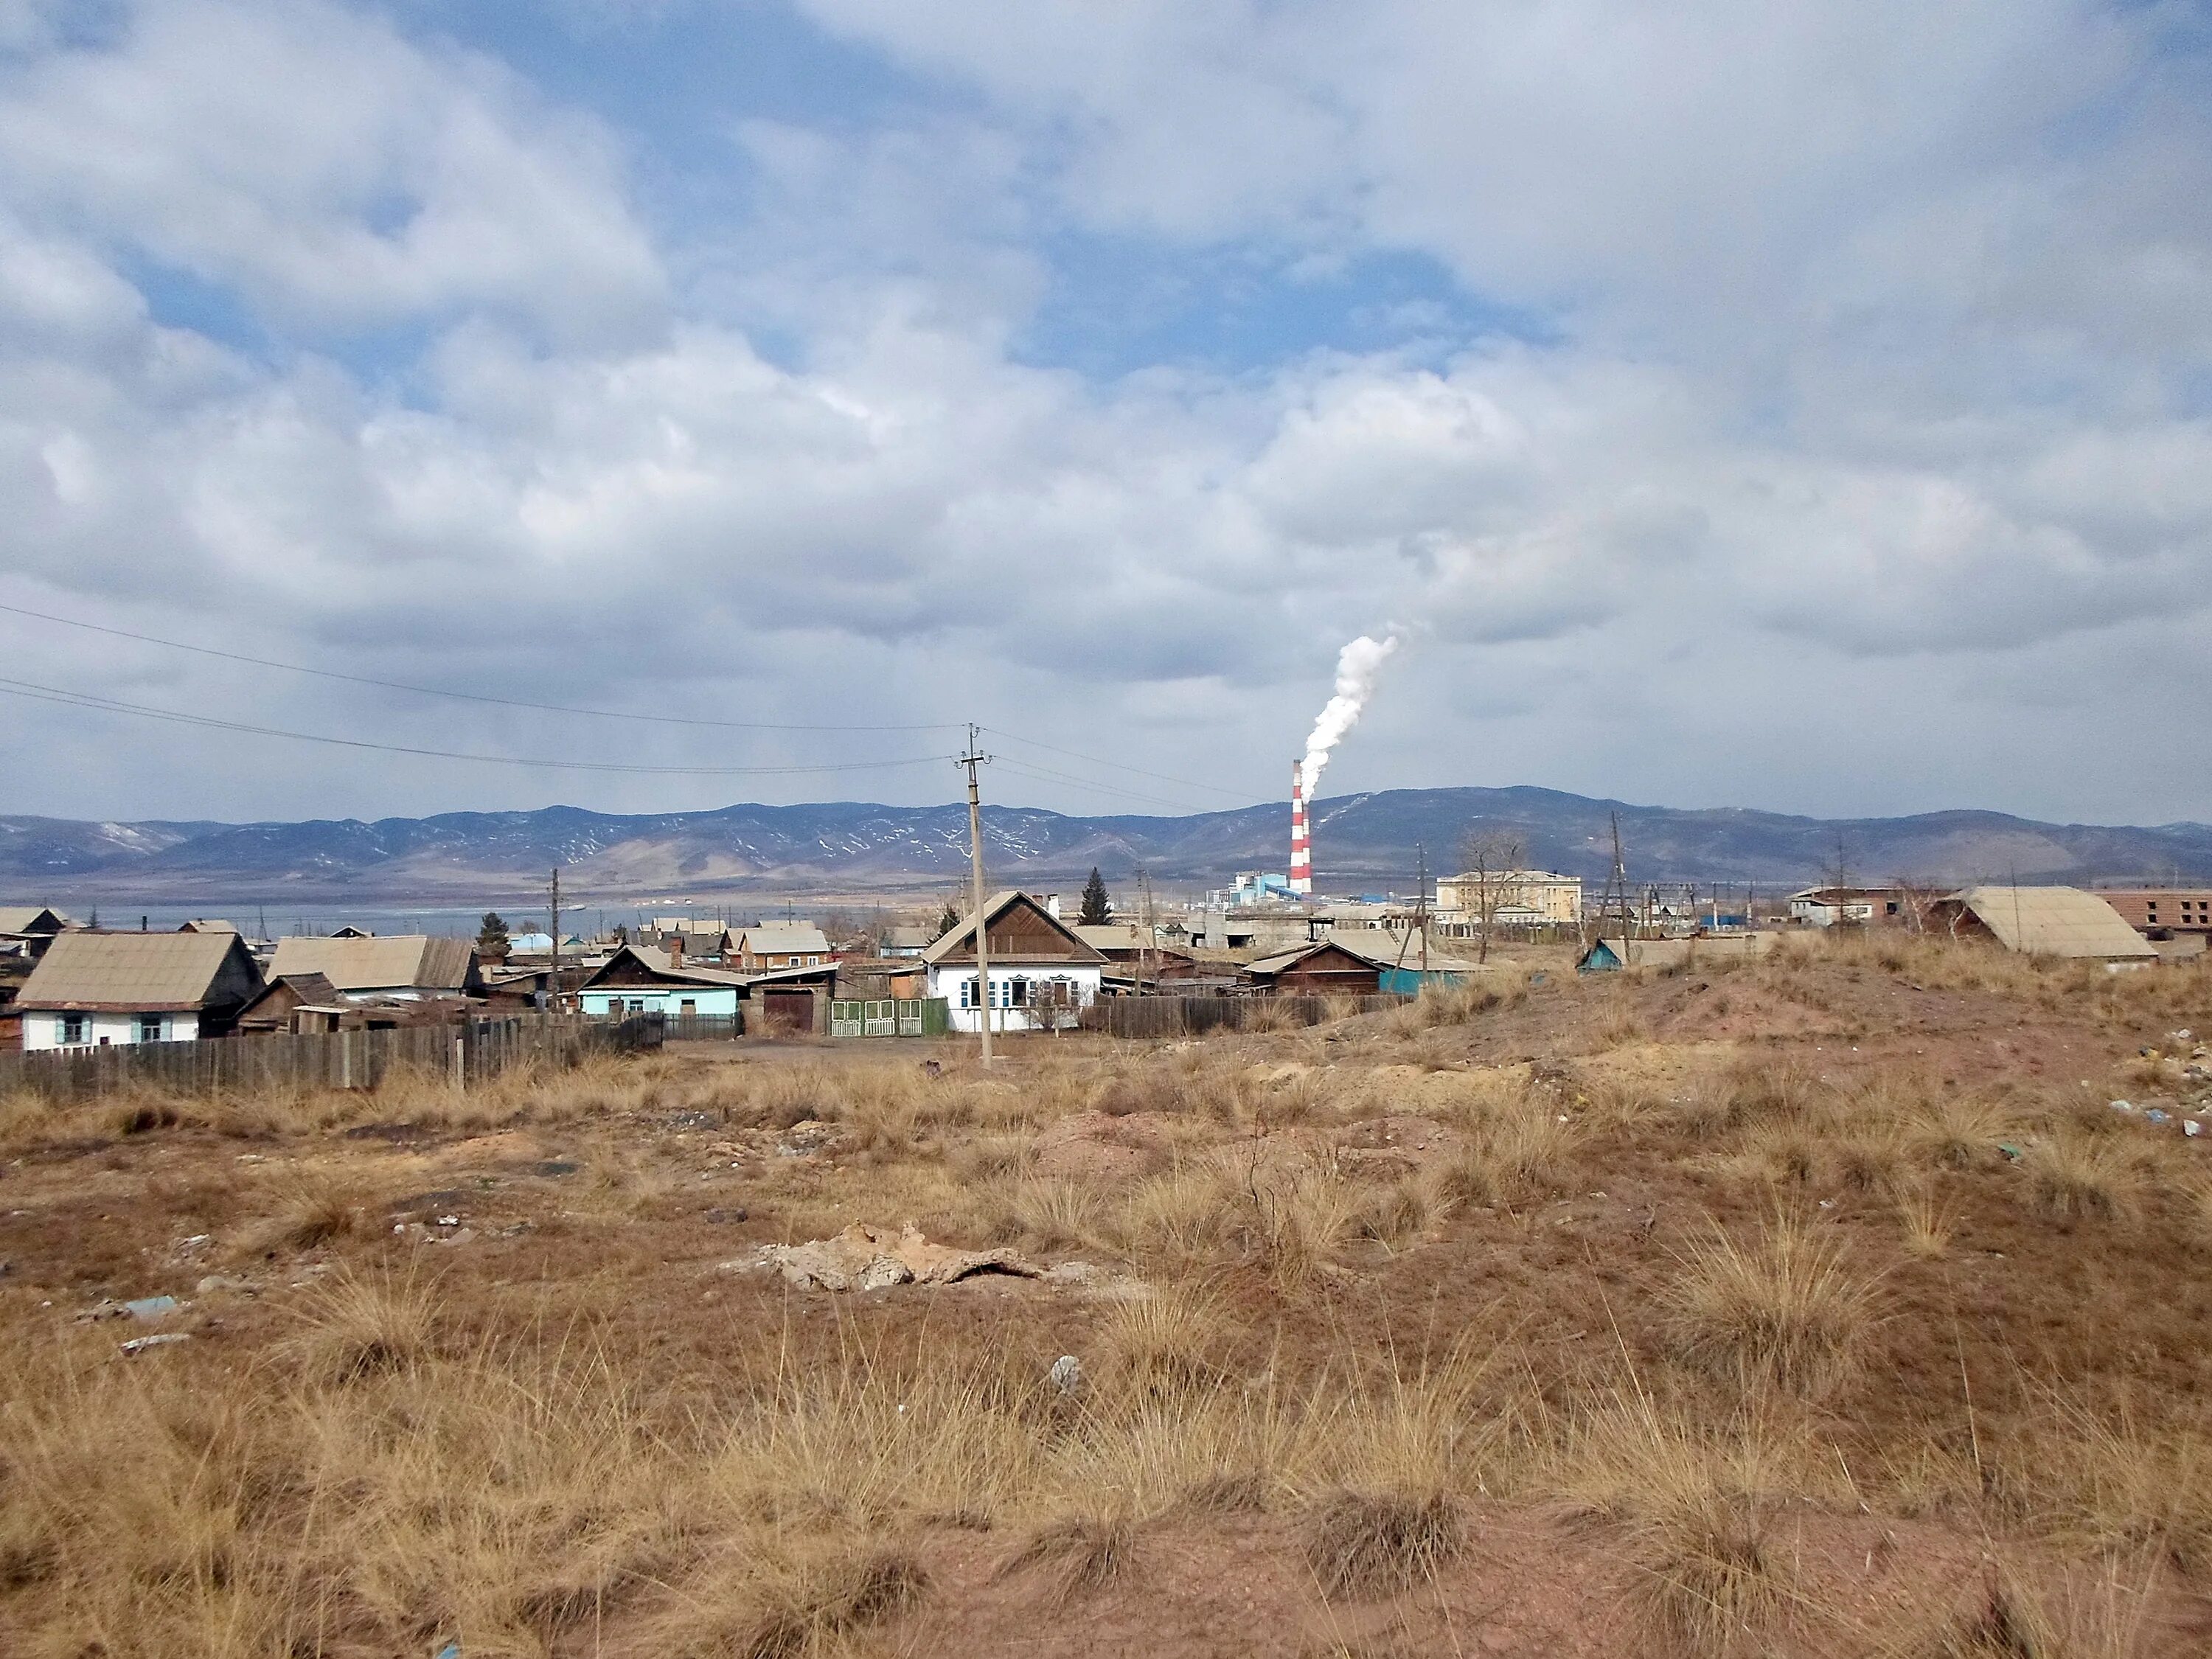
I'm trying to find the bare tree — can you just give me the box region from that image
[1458,829,1527,964]
[1889,876,1943,935]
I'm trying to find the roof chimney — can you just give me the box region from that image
[668,933,684,966]
[1046,893,1062,919]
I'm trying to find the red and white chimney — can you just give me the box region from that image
[1290,760,1313,896]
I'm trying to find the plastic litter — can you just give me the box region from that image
[1048,1354,1083,1394]
[124,1295,179,1321]
[2187,1121,2205,1138]
[435,1644,462,1659]
[2146,1109,2170,1126]
[2110,1099,2136,1113]
[120,1333,189,1355]
[1997,1143,2023,1161]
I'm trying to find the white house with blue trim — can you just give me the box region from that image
[923,891,1105,1034]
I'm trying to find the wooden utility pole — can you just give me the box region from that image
[958,727,995,1063]
[549,866,563,1015]
[1136,866,1158,996]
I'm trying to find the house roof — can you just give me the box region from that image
[734,922,830,955]
[922,891,1105,966]
[18,931,260,1011]
[237,972,342,1019]
[1944,886,2157,959]
[882,925,933,949]
[0,907,70,935]
[178,919,239,933]
[580,943,751,990]
[268,934,479,991]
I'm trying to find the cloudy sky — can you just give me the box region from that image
[4,0,2209,829]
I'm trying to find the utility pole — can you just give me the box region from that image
[1136,866,1158,997]
[549,866,562,1016]
[958,726,995,1063]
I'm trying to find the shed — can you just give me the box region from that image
[1927,887,2157,962]
[17,931,263,1048]
[1242,940,1385,995]
[0,907,73,960]
[268,935,484,998]
[234,973,345,1034]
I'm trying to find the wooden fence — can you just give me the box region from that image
[1077,993,1405,1040]
[0,1013,664,1101]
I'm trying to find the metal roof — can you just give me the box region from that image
[1944,886,2157,959]
[0,907,69,935]
[268,934,479,990]
[18,931,259,1010]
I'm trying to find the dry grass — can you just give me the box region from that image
[1663,1214,1880,1398]
[4,939,2210,1652]
[1896,1182,1958,1259]
[1559,1394,1804,1655]
[2023,1131,2146,1224]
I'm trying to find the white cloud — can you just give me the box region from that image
[1,0,2211,830]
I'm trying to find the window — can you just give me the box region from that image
[1007,977,1030,1008]
[958,977,976,1009]
[627,998,645,1014]
[680,999,697,1018]
[136,1013,166,1043]
[58,1014,87,1046]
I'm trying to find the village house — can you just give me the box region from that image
[16,930,264,1049]
[1241,939,1386,995]
[879,925,933,959]
[577,943,749,1022]
[923,892,1105,1033]
[1787,886,1908,927]
[0,907,73,960]
[728,922,834,971]
[266,935,485,1001]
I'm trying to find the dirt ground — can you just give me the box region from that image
[4,931,2212,1657]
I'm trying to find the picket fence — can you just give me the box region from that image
[1077,993,1405,1040]
[0,1012,664,1101]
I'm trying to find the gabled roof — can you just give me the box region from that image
[177,919,239,933]
[19,931,262,1011]
[732,922,831,955]
[922,891,1105,966]
[0,907,70,935]
[1942,886,2157,959]
[1244,939,1381,977]
[268,935,480,991]
[236,972,342,1020]
[578,943,751,990]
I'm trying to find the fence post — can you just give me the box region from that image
[451,1028,465,1092]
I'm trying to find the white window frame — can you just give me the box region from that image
[58,1013,88,1046]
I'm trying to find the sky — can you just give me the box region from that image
[3,0,2210,830]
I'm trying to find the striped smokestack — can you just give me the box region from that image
[1290,760,1312,896]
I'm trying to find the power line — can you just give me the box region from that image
[2,598,1269,807]
[0,600,960,733]
[981,725,1251,801]
[0,677,955,776]
[992,757,1213,813]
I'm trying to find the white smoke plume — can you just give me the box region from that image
[1299,633,1399,796]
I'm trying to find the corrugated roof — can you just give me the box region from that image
[268,935,479,990]
[19,931,257,1009]
[0,907,69,934]
[1947,886,2157,959]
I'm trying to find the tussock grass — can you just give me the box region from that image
[1002,1510,1135,1601]
[1896,1182,1958,1259]
[282,1264,439,1385]
[1663,1215,1879,1398]
[1304,1489,1462,1599]
[2023,1132,2145,1224]
[1559,1395,1804,1655]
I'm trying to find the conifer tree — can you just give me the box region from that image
[1079,867,1111,926]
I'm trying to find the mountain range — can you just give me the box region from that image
[5,788,2211,904]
